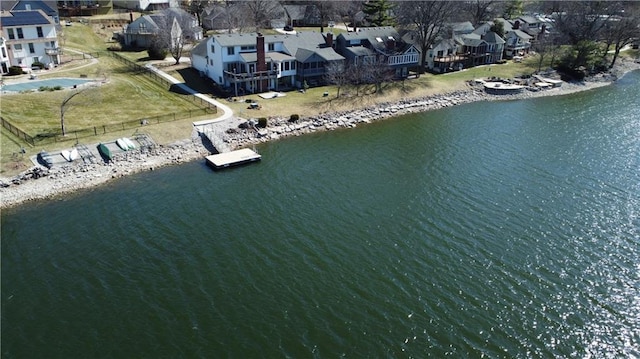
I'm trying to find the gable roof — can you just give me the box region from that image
[1,0,56,14]
[451,21,474,34]
[0,9,51,26]
[508,29,532,40]
[210,31,344,63]
[483,31,505,44]
[191,38,209,57]
[283,5,307,21]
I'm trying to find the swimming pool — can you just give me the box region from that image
[1,78,94,92]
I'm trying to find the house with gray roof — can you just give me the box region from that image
[0,9,61,73]
[455,27,505,67]
[1,0,59,24]
[335,26,419,79]
[122,8,201,48]
[191,31,344,93]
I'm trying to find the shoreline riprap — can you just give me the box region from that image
[2,62,638,210]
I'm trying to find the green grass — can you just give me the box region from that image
[0,23,215,176]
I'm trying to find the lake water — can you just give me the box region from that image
[2,72,639,358]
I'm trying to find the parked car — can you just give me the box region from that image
[284,25,293,32]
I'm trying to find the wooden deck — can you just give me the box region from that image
[205,148,261,170]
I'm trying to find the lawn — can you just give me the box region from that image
[0,23,215,176]
[0,21,575,176]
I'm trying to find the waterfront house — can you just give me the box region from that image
[1,0,59,24]
[0,9,61,73]
[335,26,419,79]
[123,8,201,48]
[191,31,344,94]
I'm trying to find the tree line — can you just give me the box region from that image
[161,1,639,80]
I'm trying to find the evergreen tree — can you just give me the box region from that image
[490,20,504,38]
[363,0,395,27]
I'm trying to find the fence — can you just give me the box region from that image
[1,117,36,146]
[106,51,216,110]
[2,107,216,146]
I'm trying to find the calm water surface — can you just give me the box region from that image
[2,72,639,358]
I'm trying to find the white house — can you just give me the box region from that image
[191,31,344,94]
[1,36,10,74]
[0,9,60,73]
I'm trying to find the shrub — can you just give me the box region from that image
[8,66,24,76]
[147,46,168,60]
[32,61,46,69]
[257,117,268,128]
[289,114,299,123]
[54,85,62,90]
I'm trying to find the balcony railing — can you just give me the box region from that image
[224,70,278,83]
[45,47,60,55]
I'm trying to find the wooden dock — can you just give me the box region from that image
[205,148,261,170]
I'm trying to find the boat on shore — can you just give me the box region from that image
[60,148,79,162]
[116,138,129,151]
[69,147,79,161]
[61,150,72,162]
[97,143,112,162]
[122,137,136,150]
[37,151,53,168]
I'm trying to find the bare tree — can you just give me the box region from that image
[152,9,197,64]
[465,0,499,26]
[601,7,640,68]
[243,0,282,32]
[554,1,620,69]
[324,61,348,98]
[365,56,394,93]
[396,1,459,73]
[533,32,561,72]
[334,0,362,32]
[187,0,211,27]
[311,0,338,33]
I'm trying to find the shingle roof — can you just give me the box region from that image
[483,31,505,44]
[191,39,208,57]
[0,10,51,26]
[509,29,532,40]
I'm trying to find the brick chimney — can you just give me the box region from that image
[386,38,395,51]
[325,32,333,47]
[256,33,268,92]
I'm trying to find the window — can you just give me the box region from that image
[437,50,444,57]
[32,56,38,63]
[8,29,15,40]
[284,61,290,71]
[17,28,24,39]
[268,43,274,51]
[50,41,55,47]
[1,47,6,58]
[15,44,23,51]
[227,47,235,55]
[240,45,255,52]
[37,26,43,37]
[210,45,215,53]
[28,43,35,53]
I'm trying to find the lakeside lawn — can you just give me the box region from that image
[1,21,579,176]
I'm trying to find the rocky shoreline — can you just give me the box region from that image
[2,62,638,209]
